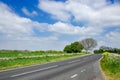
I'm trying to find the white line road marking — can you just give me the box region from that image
[81,69,86,72]
[70,74,78,78]
[11,65,58,77]
[68,60,80,64]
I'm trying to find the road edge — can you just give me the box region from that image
[98,55,105,80]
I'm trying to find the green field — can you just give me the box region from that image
[0,50,64,58]
[100,53,120,80]
[0,50,87,70]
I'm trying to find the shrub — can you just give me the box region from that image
[102,52,110,57]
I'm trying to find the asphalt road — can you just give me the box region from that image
[0,54,104,80]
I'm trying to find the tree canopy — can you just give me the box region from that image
[64,41,83,53]
[80,38,97,52]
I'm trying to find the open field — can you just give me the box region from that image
[0,50,88,70]
[100,53,120,80]
[0,50,64,58]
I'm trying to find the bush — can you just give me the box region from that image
[102,52,110,57]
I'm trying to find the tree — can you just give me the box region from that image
[64,41,83,53]
[70,42,83,53]
[64,45,72,53]
[80,38,97,52]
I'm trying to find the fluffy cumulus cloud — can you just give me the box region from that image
[0,3,32,38]
[22,7,38,16]
[67,0,120,27]
[39,0,120,27]
[49,22,80,34]
[105,30,120,47]
[38,0,71,22]
[48,21,102,36]
[0,2,48,40]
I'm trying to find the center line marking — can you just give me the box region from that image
[81,69,86,72]
[11,65,58,77]
[70,74,78,78]
[68,60,80,63]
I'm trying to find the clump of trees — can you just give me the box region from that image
[94,49,103,54]
[64,42,83,53]
[64,38,97,53]
[94,46,120,54]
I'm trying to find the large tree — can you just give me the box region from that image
[64,41,83,53]
[64,45,72,53]
[80,38,97,52]
[70,42,83,53]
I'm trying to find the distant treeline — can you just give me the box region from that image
[0,50,64,54]
[94,46,120,54]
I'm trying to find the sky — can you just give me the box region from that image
[0,0,120,50]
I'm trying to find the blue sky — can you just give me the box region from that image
[0,0,120,50]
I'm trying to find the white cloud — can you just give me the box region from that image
[49,22,80,34]
[38,0,71,22]
[67,0,120,27]
[39,0,120,27]
[97,30,120,48]
[98,5,120,27]
[0,3,31,36]
[0,2,48,39]
[106,31,120,43]
[66,0,96,22]
[73,0,108,9]
[22,7,38,16]
[48,21,102,36]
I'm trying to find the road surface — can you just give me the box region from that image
[0,54,104,80]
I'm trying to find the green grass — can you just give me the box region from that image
[0,53,87,70]
[0,50,66,58]
[100,54,120,80]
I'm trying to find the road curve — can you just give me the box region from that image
[0,54,104,80]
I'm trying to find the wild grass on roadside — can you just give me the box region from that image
[0,50,65,58]
[100,53,120,80]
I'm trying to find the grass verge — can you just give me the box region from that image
[0,53,87,71]
[100,54,120,80]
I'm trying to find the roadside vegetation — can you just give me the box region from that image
[100,52,120,80]
[0,50,88,70]
[0,50,64,58]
